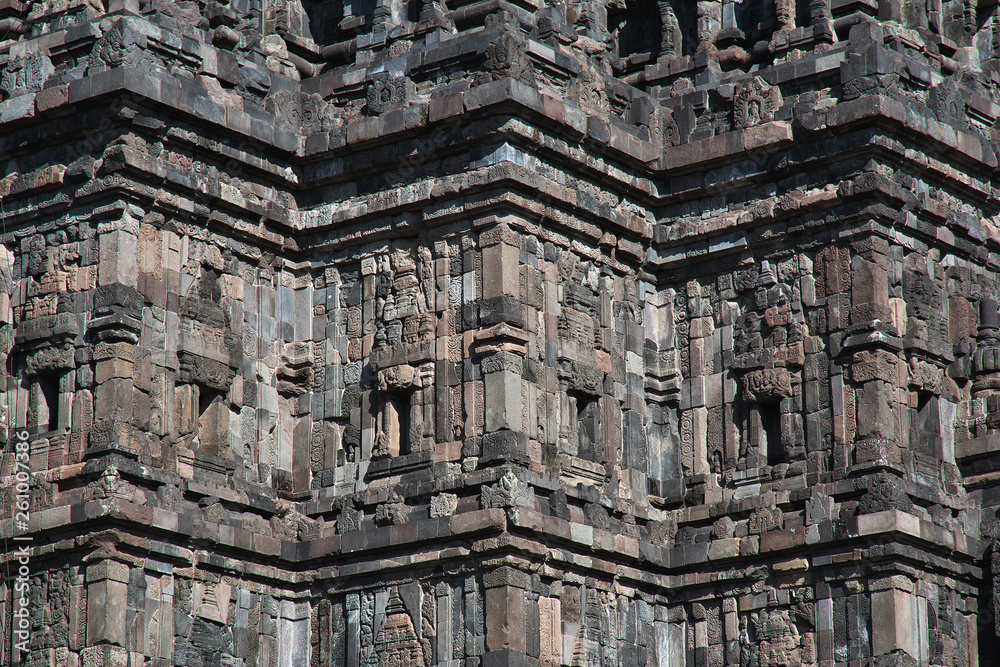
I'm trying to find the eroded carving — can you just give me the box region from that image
[732,76,781,128]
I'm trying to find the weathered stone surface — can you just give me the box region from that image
[4,1,1000,665]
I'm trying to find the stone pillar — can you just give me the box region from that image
[291,416,312,495]
[776,0,795,31]
[849,248,891,329]
[477,361,529,465]
[97,208,140,291]
[90,341,138,458]
[658,1,682,56]
[483,566,530,665]
[480,222,520,303]
[691,405,709,475]
[85,559,130,650]
[435,582,454,662]
[721,0,737,31]
[810,0,833,40]
[846,243,902,471]
[697,0,721,50]
[482,351,523,434]
[972,298,1000,424]
[346,593,360,666]
[877,0,902,21]
[473,214,531,466]
[89,206,142,459]
[277,600,311,667]
[870,578,926,662]
[374,363,417,459]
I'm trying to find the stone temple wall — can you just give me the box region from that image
[2,0,1000,665]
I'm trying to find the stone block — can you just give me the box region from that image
[429,91,464,122]
[484,369,523,433]
[479,295,525,327]
[707,537,740,560]
[87,578,128,646]
[481,429,529,465]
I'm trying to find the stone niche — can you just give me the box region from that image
[6,1,1000,666]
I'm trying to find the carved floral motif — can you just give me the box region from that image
[932,79,964,126]
[337,504,362,533]
[574,66,609,115]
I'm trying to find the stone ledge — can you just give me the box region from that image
[366,450,434,478]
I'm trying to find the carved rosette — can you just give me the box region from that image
[429,492,458,517]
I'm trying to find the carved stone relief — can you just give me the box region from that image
[732,76,781,129]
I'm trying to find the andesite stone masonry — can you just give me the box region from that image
[2,0,1000,664]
